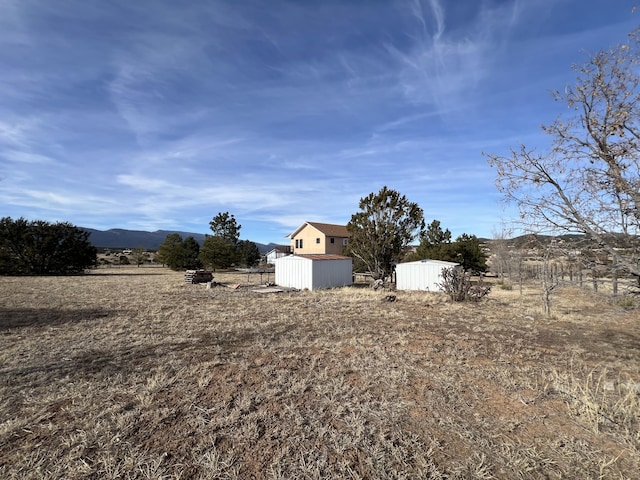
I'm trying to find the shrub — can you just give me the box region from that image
[438,267,491,302]
[0,217,97,275]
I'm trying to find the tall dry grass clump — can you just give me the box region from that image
[1,267,638,478]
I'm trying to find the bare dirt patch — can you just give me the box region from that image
[1,267,638,478]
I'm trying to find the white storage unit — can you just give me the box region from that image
[275,254,353,291]
[395,259,460,291]
[265,247,290,264]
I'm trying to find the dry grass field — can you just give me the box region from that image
[1,267,638,479]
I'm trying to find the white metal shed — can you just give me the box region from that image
[265,247,290,264]
[275,254,353,291]
[395,259,460,291]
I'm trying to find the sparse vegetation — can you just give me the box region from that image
[1,267,638,478]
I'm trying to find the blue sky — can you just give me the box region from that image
[0,1,636,244]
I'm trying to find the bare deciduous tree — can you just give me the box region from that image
[486,28,640,281]
[490,224,513,282]
[539,239,561,318]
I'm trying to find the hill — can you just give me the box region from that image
[82,227,272,253]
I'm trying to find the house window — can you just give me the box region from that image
[299,239,303,249]
[316,238,320,244]
[343,238,348,246]
[330,238,335,244]
[295,239,299,248]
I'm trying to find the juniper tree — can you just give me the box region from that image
[345,186,424,280]
[0,217,96,275]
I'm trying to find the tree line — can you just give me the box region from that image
[156,212,261,271]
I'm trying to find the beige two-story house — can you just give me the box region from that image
[287,222,350,255]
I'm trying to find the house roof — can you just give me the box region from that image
[288,222,350,238]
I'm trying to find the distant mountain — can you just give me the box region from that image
[82,228,273,253]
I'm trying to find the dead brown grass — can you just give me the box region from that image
[1,267,638,479]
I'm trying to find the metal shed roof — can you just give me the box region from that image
[399,259,460,267]
[295,254,351,261]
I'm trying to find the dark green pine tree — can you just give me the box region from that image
[181,236,202,270]
[200,212,243,270]
[237,239,261,267]
[157,233,184,270]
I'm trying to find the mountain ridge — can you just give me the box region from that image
[82,227,276,253]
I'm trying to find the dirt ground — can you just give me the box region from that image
[1,267,638,479]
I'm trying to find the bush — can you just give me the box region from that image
[0,217,97,275]
[438,267,491,302]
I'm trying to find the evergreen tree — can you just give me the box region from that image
[0,217,96,275]
[345,186,424,280]
[200,212,244,270]
[413,220,487,273]
[199,235,237,270]
[182,236,202,269]
[452,233,487,273]
[157,233,184,270]
[237,239,261,267]
[0,217,34,274]
[209,212,241,244]
[415,220,454,261]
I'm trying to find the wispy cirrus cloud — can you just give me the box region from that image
[381,0,521,113]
